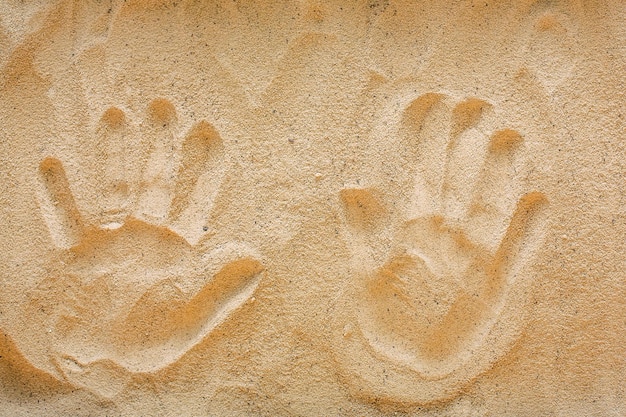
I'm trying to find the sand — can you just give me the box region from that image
[0,0,624,415]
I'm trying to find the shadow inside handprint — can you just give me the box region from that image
[26,99,263,398]
[335,91,548,403]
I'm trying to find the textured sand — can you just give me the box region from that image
[0,0,624,415]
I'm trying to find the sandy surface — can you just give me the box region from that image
[0,0,624,415]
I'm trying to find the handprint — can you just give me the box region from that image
[334,90,548,404]
[25,99,263,398]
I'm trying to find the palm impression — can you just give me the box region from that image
[27,99,263,397]
[335,90,549,404]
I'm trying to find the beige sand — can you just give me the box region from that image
[0,0,624,415]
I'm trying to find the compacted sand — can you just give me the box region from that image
[0,1,624,415]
